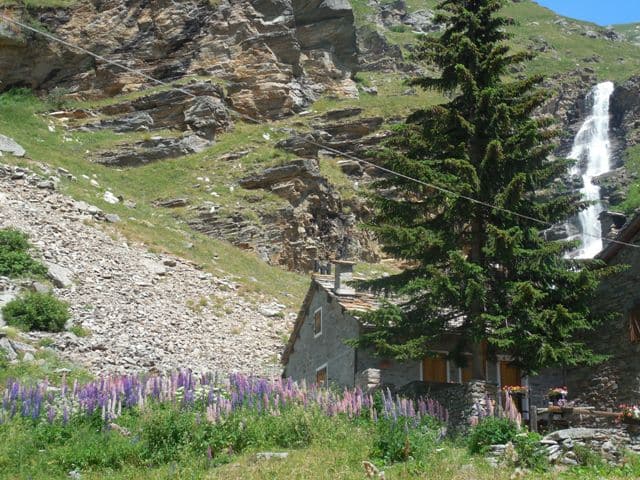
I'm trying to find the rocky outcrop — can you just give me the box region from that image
[355,0,440,73]
[276,115,390,160]
[610,75,640,159]
[95,135,211,167]
[371,0,438,34]
[189,158,379,272]
[0,134,25,157]
[0,0,359,119]
[540,68,598,151]
[89,82,231,138]
[0,11,91,92]
[593,167,639,206]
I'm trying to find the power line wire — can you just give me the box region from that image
[2,13,638,253]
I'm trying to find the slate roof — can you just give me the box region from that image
[596,213,640,263]
[281,274,378,366]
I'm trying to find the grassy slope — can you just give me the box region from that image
[352,0,640,81]
[0,90,308,309]
[3,426,640,480]
[3,405,640,480]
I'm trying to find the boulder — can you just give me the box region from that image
[99,112,155,132]
[140,258,167,276]
[95,135,212,167]
[239,159,320,189]
[45,262,74,288]
[320,108,363,121]
[155,198,189,208]
[0,134,25,157]
[0,337,17,361]
[544,428,600,442]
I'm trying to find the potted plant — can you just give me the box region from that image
[548,387,568,406]
[502,385,528,398]
[620,405,640,425]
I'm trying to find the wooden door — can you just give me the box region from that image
[461,365,472,383]
[423,355,447,383]
[500,361,522,412]
[500,361,521,387]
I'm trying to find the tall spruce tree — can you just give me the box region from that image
[358,0,610,377]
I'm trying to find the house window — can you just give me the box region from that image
[461,363,473,383]
[313,308,322,337]
[630,306,640,343]
[316,364,328,386]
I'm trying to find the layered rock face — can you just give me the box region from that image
[610,75,640,159]
[0,0,358,119]
[189,157,380,272]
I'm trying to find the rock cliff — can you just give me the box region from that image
[0,0,359,119]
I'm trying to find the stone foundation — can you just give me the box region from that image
[398,380,498,433]
[487,427,640,467]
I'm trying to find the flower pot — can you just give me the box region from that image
[509,391,526,398]
[621,416,640,426]
[548,394,567,407]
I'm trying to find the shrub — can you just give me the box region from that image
[140,405,196,464]
[0,229,47,278]
[468,417,518,454]
[0,229,30,252]
[388,25,408,33]
[372,416,438,464]
[2,292,70,332]
[69,325,91,337]
[250,408,314,448]
[46,86,72,110]
[513,431,548,471]
[573,443,605,467]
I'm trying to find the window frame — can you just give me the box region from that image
[313,307,322,338]
[316,363,328,386]
[629,305,640,344]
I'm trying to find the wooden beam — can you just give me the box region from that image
[536,406,620,418]
[530,406,538,432]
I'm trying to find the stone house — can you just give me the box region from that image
[281,261,529,417]
[560,214,640,410]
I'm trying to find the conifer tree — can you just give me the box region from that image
[358,0,610,377]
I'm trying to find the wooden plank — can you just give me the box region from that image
[530,406,538,432]
[536,407,620,417]
[591,410,622,418]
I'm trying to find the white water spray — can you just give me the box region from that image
[568,81,615,259]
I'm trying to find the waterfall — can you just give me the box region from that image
[567,81,615,259]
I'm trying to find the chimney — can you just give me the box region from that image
[333,260,356,295]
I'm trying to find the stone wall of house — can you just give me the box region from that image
[564,234,640,412]
[283,282,359,386]
[356,350,422,389]
[528,368,567,409]
[398,380,499,433]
